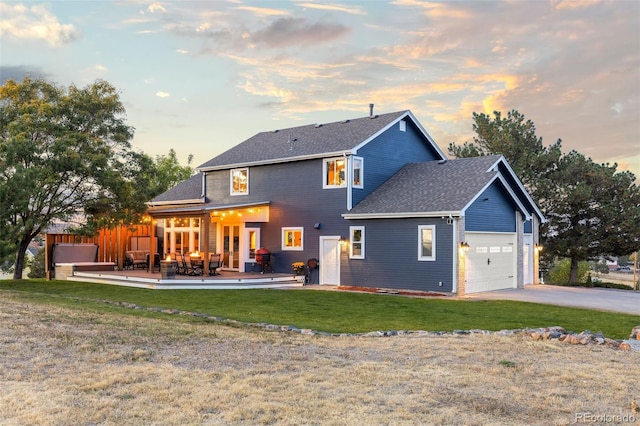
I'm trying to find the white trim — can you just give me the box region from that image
[245,227,260,265]
[319,236,341,285]
[418,225,436,261]
[349,226,365,259]
[351,111,447,160]
[323,157,347,189]
[452,217,458,294]
[282,227,304,251]
[230,167,249,196]
[486,156,546,223]
[460,174,531,222]
[352,156,363,189]
[198,151,352,172]
[147,198,205,207]
[343,211,461,220]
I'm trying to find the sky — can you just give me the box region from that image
[1,0,639,179]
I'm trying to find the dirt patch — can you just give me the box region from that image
[0,295,638,425]
[331,284,448,298]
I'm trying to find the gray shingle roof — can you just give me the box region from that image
[150,173,203,204]
[346,155,504,216]
[198,110,411,170]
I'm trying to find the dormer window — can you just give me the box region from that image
[230,168,248,195]
[323,158,346,188]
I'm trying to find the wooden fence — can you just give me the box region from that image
[45,224,153,279]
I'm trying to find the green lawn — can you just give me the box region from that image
[2,279,639,339]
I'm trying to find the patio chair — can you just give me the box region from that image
[208,253,223,276]
[183,254,203,276]
[174,253,187,275]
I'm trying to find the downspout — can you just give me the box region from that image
[201,172,206,200]
[452,217,458,294]
[345,154,352,211]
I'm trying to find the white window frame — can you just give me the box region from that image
[323,157,347,188]
[399,119,406,132]
[230,167,249,195]
[282,227,304,251]
[418,225,436,261]
[349,226,365,259]
[352,156,363,189]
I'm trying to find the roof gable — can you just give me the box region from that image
[198,110,443,171]
[344,156,500,217]
[343,155,541,220]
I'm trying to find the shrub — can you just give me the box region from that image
[27,247,46,279]
[548,258,590,285]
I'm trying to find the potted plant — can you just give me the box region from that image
[292,261,305,275]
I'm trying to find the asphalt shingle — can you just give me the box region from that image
[198,110,409,170]
[347,156,503,215]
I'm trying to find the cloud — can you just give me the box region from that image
[235,6,290,16]
[297,2,366,15]
[148,3,167,14]
[0,2,80,46]
[156,91,171,98]
[251,17,350,48]
[0,65,47,83]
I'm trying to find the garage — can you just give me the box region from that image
[465,232,516,293]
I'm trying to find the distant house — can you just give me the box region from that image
[148,109,544,295]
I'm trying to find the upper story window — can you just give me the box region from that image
[323,158,346,188]
[399,120,406,132]
[418,225,436,261]
[230,168,248,195]
[352,156,363,189]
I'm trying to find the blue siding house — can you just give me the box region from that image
[148,109,545,295]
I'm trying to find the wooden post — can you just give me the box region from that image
[149,221,156,274]
[202,212,210,276]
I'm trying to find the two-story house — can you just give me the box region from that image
[148,109,544,295]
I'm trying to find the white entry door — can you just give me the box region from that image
[320,236,340,285]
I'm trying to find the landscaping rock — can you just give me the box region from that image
[629,326,640,340]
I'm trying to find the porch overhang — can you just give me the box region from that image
[148,201,271,221]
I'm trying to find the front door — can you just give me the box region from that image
[222,225,241,270]
[320,236,340,285]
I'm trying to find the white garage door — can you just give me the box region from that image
[465,233,516,293]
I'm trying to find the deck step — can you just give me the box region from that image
[67,271,304,290]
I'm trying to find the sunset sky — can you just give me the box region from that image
[1,0,639,178]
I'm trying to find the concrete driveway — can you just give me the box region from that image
[465,285,640,316]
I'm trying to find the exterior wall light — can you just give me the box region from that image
[535,243,543,252]
[460,241,470,252]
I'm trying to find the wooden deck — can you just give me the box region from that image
[67,268,305,290]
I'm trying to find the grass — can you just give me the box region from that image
[2,279,639,339]
[2,290,639,424]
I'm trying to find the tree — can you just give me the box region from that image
[138,149,194,199]
[449,110,640,283]
[448,110,562,202]
[0,78,143,279]
[543,151,640,283]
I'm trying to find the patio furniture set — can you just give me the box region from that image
[171,252,223,276]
